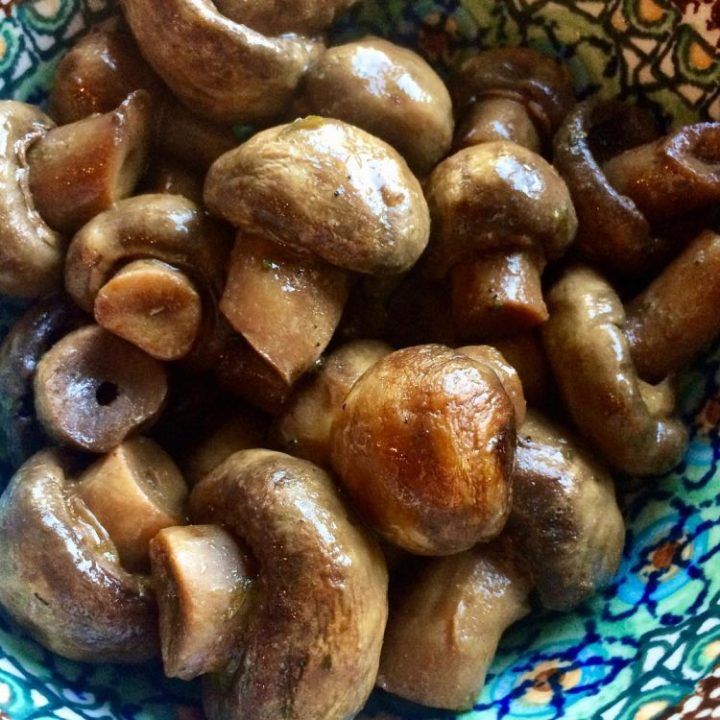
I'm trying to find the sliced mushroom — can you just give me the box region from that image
[542,265,687,476]
[190,449,388,720]
[34,325,168,453]
[0,295,86,470]
[330,344,516,555]
[298,37,454,174]
[0,449,158,663]
[509,410,625,611]
[120,0,324,124]
[378,542,531,710]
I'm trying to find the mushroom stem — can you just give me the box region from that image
[602,123,720,223]
[451,251,548,340]
[94,259,203,361]
[75,437,188,572]
[626,230,720,383]
[27,91,152,234]
[150,525,254,681]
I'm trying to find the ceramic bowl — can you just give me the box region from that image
[1,2,719,719]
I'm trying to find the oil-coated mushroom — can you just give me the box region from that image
[626,230,720,383]
[491,332,553,409]
[34,325,168,453]
[378,542,530,710]
[0,449,158,663]
[140,157,204,204]
[450,47,574,153]
[190,449,388,720]
[298,37,454,174]
[206,117,430,381]
[509,411,625,610]
[65,194,231,360]
[543,265,687,476]
[0,295,86,471]
[330,344,516,555]
[121,0,324,124]
[425,140,577,339]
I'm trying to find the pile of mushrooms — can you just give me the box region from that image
[1,4,719,718]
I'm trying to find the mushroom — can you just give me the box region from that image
[120,0,324,124]
[27,91,152,235]
[450,47,574,153]
[0,449,158,663]
[509,410,625,611]
[205,117,430,382]
[0,294,86,471]
[34,325,168,453]
[64,194,231,360]
[140,157,204,204]
[625,230,720,383]
[189,449,388,720]
[378,541,531,710]
[542,265,687,476]
[424,140,577,339]
[330,344,516,555]
[276,339,393,466]
[298,37,454,175]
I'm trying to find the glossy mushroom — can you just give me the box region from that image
[190,450,388,720]
[140,157,204,204]
[425,140,577,339]
[298,37,454,174]
[0,449,158,663]
[206,117,430,383]
[491,332,553,409]
[542,265,687,476]
[330,344,516,555]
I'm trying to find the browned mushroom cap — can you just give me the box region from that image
[34,325,168,454]
[298,37,454,175]
[276,339,392,465]
[330,345,516,555]
[206,117,430,276]
[602,123,720,224]
[378,542,530,710]
[425,140,577,338]
[542,265,687,476]
[120,0,323,124]
[0,449,158,663]
[509,410,625,611]
[626,230,720,383]
[190,450,388,720]
[0,101,64,297]
[450,47,574,143]
[0,295,87,470]
[213,0,358,34]
[28,91,152,235]
[140,157,204,204]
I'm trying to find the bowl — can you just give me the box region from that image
[1,1,719,719]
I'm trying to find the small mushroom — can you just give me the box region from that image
[625,230,720,383]
[65,194,231,360]
[190,449,388,720]
[298,37,454,175]
[0,294,86,471]
[542,265,687,476]
[450,47,574,153]
[34,325,168,453]
[140,157,204,204]
[276,339,392,466]
[206,117,430,381]
[0,449,158,663]
[425,140,577,339]
[120,0,324,124]
[330,344,516,555]
[378,542,531,710]
[28,91,152,235]
[509,410,625,611]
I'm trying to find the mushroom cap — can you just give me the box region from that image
[330,344,516,555]
[299,37,454,175]
[424,140,577,278]
[0,449,158,663]
[204,117,431,276]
